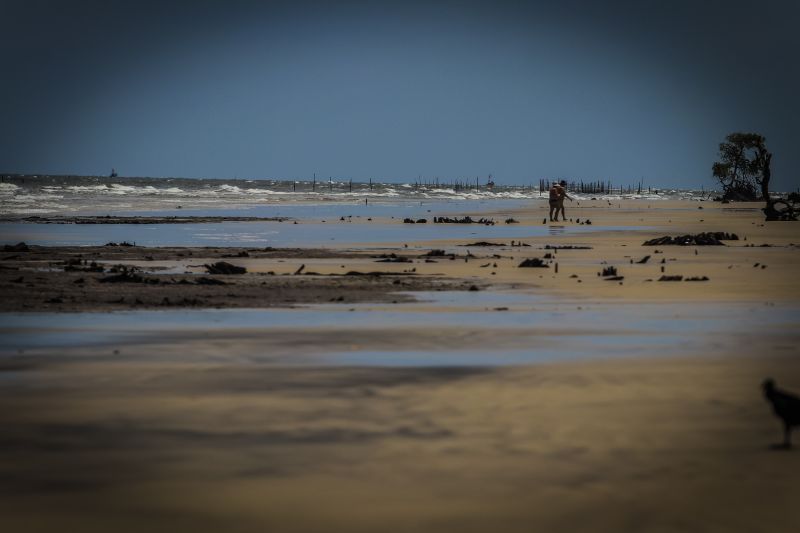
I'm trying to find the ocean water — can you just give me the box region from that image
[0,175,665,246]
[0,176,790,368]
[0,175,710,216]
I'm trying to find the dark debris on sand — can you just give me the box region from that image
[600,266,618,277]
[3,242,30,252]
[433,216,495,225]
[518,258,549,268]
[204,262,247,275]
[0,246,482,312]
[643,232,739,246]
[372,253,413,263]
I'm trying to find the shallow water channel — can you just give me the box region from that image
[0,221,643,247]
[1,291,795,366]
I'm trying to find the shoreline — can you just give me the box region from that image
[3,198,798,311]
[0,215,292,224]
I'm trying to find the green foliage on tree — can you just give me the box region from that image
[711,132,770,201]
[712,132,796,220]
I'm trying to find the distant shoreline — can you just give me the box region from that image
[0,215,291,224]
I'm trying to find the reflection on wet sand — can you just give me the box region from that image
[2,353,799,533]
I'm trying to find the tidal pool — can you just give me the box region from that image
[1,293,795,366]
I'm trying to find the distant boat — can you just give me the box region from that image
[486,174,495,190]
[110,168,118,178]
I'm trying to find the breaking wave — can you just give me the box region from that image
[0,175,715,215]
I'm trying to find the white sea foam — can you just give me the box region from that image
[67,185,113,192]
[0,176,716,215]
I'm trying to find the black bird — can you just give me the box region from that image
[762,379,800,448]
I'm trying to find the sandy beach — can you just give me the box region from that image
[3,199,798,310]
[1,198,799,532]
[5,1,799,529]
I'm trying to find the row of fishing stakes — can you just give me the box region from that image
[297,173,360,193]
[290,176,659,195]
[538,179,648,195]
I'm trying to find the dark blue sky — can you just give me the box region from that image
[1,0,798,189]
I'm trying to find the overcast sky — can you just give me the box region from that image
[1,0,798,189]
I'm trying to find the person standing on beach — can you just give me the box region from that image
[548,182,561,222]
[557,180,573,221]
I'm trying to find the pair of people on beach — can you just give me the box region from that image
[549,180,573,222]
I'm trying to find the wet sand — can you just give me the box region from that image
[2,351,798,532]
[3,200,798,310]
[0,245,479,311]
[1,198,799,531]
[0,215,291,223]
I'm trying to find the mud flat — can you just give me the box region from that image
[0,245,481,311]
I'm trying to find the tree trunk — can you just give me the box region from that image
[761,153,781,220]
